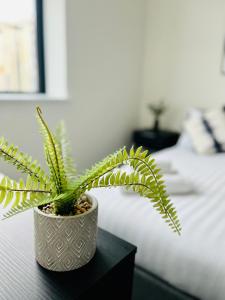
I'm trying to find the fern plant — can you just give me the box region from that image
[0,107,181,234]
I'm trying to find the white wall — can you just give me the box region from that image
[139,0,225,131]
[0,0,146,178]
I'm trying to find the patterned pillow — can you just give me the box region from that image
[183,107,225,154]
[204,107,225,151]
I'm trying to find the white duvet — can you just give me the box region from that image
[91,146,225,300]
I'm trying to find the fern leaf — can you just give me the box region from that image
[84,169,181,234]
[73,147,127,195]
[0,176,51,212]
[2,190,73,220]
[36,107,67,194]
[72,146,181,235]
[0,137,49,186]
[55,121,77,181]
[128,147,181,234]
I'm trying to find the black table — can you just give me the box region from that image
[0,211,136,300]
[132,129,179,152]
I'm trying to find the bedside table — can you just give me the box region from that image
[132,129,179,152]
[0,212,137,300]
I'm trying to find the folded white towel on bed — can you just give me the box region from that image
[119,159,176,174]
[156,160,177,174]
[119,160,195,195]
[121,173,195,195]
[164,174,195,195]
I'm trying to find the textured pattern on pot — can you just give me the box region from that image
[34,196,98,272]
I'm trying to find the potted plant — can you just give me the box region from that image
[0,107,181,272]
[148,100,167,132]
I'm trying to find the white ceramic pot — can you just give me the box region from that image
[34,195,98,272]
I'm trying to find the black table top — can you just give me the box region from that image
[133,129,179,138]
[0,211,136,300]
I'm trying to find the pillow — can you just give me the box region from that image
[183,106,225,154]
[204,107,225,151]
[176,131,193,150]
[176,108,201,151]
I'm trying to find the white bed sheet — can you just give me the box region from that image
[91,146,225,300]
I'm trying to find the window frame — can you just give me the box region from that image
[0,0,68,101]
[36,0,46,93]
[0,0,46,94]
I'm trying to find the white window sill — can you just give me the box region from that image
[0,93,68,102]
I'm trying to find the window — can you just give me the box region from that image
[0,0,67,100]
[0,0,45,93]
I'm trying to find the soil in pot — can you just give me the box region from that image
[40,194,92,216]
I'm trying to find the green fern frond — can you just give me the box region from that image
[0,137,49,186]
[2,190,72,219]
[71,146,181,235]
[127,147,181,232]
[36,107,67,194]
[0,175,51,211]
[74,147,126,195]
[55,121,77,181]
[82,169,181,234]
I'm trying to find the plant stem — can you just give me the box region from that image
[0,148,42,182]
[7,188,51,194]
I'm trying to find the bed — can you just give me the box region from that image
[91,145,225,300]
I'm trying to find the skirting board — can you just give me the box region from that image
[132,266,200,300]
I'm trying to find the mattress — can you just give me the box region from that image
[91,146,225,300]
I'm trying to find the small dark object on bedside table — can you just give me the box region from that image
[132,129,179,152]
[147,100,167,132]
